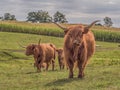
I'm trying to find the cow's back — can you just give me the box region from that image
[40,44,54,62]
[84,31,95,60]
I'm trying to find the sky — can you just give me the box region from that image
[0,0,120,27]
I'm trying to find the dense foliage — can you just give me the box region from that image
[53,11,68,23]
[27,10,52,23]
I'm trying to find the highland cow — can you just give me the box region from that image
[54,20,99,78]
[25,43,56,72]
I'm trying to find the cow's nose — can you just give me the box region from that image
[73,40,77,44]
[73,40,80,46]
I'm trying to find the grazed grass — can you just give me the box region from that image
[0,32,120,90]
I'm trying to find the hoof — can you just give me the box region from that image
[78,74,84,78]
[37,70,41,73]
[69,75,73,78]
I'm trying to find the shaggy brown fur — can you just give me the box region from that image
[55,20,99,78]
[56,48,65,70]
[25,43,56,72]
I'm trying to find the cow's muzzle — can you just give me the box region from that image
[73,40,80,46]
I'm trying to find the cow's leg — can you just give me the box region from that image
[52,59,55,71]
[35,60,40,72]
[62,64,64,69]
[77,60,87,78]
[58,59,61,70]
[61,60,64,69]
[37,64,41,72]
[46,62,49,71]
[35,57,41,72]
[67,59,74,78]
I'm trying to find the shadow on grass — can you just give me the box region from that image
[26,71,38,74]
[45,77,83,87]
[26,69,59,74]
[0,50,29,61]
[2,49,24,52]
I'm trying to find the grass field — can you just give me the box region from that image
[0,32,120,90]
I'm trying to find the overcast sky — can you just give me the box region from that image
[0,0,120,27]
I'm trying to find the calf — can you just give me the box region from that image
[25,43,56,72]
[56,48,65,70]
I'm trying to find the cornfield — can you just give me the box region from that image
[0,21,120,42]
[93,30,120,42]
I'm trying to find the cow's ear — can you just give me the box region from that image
[31,44,35,50]
[64,29,69,34]
[83,28,89,34]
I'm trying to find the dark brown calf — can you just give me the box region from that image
[56,48,65,70]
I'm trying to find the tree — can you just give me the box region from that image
[37,10,52,23]
[95,23,102,26]
[27,12,37,22]
[3,13,16,20]
[0,17,3,20]
[4,13,11,20]
[10,15,16,20]
[53,11,68,23]
[27,10,52,23]
[103,17,113,27]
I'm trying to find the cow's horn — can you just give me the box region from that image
[38,38,41,45]
[18,42,26,48]
[86,20,100,29]
[53,22,67,30]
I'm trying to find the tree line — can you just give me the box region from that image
[0,10,113,27]
[0,10,67,23]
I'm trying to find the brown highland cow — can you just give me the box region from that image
[25,42,56,72]
[54,20,99,78]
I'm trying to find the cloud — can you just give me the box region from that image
[0,0,119,27]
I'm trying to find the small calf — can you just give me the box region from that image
[25,43,56,72]
[56,48,65,70]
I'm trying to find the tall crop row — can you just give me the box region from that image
[0,21,64,37]
[93,30,120,43]
[0,21,120,43]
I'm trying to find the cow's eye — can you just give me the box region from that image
[68,34,72,37]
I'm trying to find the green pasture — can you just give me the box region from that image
[0,32,120,90]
